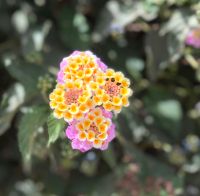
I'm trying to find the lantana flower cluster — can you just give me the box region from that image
[49,51,132,152]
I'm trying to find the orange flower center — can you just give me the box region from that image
[64,89,82,105]
[89,122,98,133]
[104,78,121,97]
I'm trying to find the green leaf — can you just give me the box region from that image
[47,114,65,147]
[4,59,46,97]
[0,83,25,136]
[18,106,49,161]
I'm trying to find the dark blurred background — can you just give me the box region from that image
[0,0,200,195]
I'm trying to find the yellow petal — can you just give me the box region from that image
[74,112,84,120]
[55,96,64,103]
[96,76,105,85]
[101,94,109,103]
[83,119,91,129]
[64,112,73,121]
[122,96,129,107]
[78,131,87,141]
[106,69,115,77]
[79,104,88,113]
[121,78,130,87]
[112,96,122,106]
[77,70,84,78]
[74,80,83,89]
[76,122,85,131]
[98,124,107,133]
[85,68,93,77]
[54,89,63,96]
[93,108,102,116]
[56,83,65,89]
[95,117,104,125]
[96,89,104,97]
[65,81,74,89]
[85,99,94,109]
[97,133,108,141]
[53,109,63,119]
[49,93,55,100]
[49,101,57,109]
[69,104,79,114]
[69,63,79,70]
[93,96,102,105]
[120,88,129,96]
[90,82,98,91]
[93,139,102,148]
[103,102,112,111]
[113,105,121,113]
[114,72,124,82]
[78,96,87,104]
[86,131,95,142]
[88,113,95,121]
[57,103,67,111]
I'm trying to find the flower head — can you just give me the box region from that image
[57,51,107,84]
[65,107,116,152]
[186,28,200,48]
[90,69,132,113]
[49,82,94,122]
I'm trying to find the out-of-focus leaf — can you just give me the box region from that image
[10,180,42,196]
[4,58,46,97]
[47,114,65,147]
[93,0,158,42]
[92,174,116,195]
[126,58,144,80]
[145,30,169,81]
[18,106,49,161]
[58,7,90,49]
[156,100,182,121]
[67,172,116,195]
[102,143,117,169]
[143,87,183,139]
[0,83,25,135]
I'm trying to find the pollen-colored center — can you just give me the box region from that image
[104,78,120,97]
[89,123,98,133]
[64,89,82,105]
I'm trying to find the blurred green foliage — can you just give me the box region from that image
[0,0,200,195]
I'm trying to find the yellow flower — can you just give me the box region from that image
[49,81,93,121]
[62,52,100,85]
[91,69,132,113]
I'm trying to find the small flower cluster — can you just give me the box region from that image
[186,28,200,48]
[49,51,132,152]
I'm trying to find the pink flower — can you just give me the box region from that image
[186,28,200,48]
[65,107,116,152]
[57,50,108,84]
